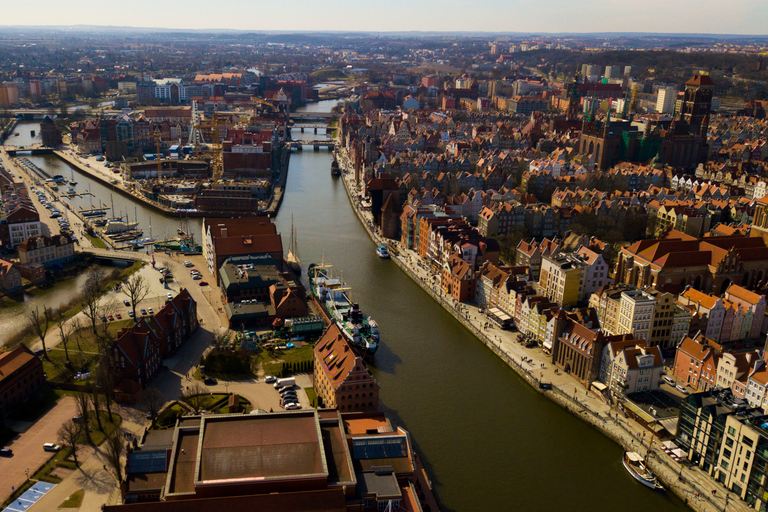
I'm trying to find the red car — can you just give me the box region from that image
[108,314,115,321]
[199,281,208,286]
[115,313,122,320]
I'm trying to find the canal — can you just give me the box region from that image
[7,104,685,511]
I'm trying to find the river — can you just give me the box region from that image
[5,104,685,511]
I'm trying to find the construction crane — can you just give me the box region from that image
[210,109,223,183]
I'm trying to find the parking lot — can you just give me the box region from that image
[0,397,78,505]
[199,373,313,413]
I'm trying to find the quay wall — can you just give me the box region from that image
[336,145,728,512]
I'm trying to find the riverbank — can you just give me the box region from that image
[334,145,747,512]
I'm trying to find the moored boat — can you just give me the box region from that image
[622,451,663,490]
[331,159,341,177]
[286,214,301,277]
[309,260,379,359]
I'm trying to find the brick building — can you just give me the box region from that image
[313,324,379,413]
[0,344,44,414]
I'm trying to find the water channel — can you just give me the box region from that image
[4,102,686,511]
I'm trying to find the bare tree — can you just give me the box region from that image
[99,299,119,341]
[139,387,165,425]
[90,384,104,432]
[80,267,106,335]
[103,429,125,483]
[183,382,209,414]
[55,311,72,362]
[122,274,150,319]
[95,360,115,421]
[75,392,92,445]
[26,305,53,360]
[58,419,83,466]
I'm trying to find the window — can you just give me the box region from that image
[728,426,736,436]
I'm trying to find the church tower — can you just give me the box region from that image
[680,75,714,134]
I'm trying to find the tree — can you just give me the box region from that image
[26,305,53,360]
[99,299,118,341]
[55,311,72,362]
[75,392,92,445]
[58,419,83,467]
[183,382,209,414]
[122,274,150,320]
[95,360,115,421]
[138,387,165,425]
[90,384,104,432]
[80,267,105,335]
[103,429,125,483]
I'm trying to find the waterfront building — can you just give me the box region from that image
[0,258,21,292]
[17,234,74,268]
[1,203,41,248]
[676,390,768,509]
[107,289,198,398]
[219,254,307,326]
[203,216,284,278]
[441,254,476,302]
[551,319,606,388]
[39,116,62,146]
[0,344,44,415]
[599,338,663,397]
[313,324,380,413]
[616,289,656,342]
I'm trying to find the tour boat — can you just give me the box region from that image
[376,245,390,259]
[309,259,379,359]
[622,451,664,490]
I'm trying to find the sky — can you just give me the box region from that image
[3,0,768,35]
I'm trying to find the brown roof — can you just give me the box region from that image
[726,284,763,305]
[0,344,39,381]
[678,334,722,362]
[686,75,716,87]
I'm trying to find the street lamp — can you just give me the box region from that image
[25,468,29,485]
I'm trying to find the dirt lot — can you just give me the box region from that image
[0,396,78,504]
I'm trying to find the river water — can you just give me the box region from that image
[4,105,685,511]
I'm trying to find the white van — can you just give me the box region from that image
[663,376,675,386]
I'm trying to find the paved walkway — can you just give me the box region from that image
[336,146,752,512]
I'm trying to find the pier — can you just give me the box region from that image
[285,140,335,151]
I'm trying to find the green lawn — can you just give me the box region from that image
[304,387,319,408]
[86,411,122,447]
[85,234,107,249]
[183,393,230,411]
[42,319,134,385]
[59,489,85,508]
[214,396,252,414]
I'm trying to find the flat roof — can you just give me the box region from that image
[343,415,393,436]
[320,422,355,486]
[168,429,200,495]
[197,413,327,484]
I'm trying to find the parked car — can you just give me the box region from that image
[264,376,277,383]
[663,376,675,386]
[34,349,44,357]
[43,443,61,452]
[115,313,122,320]
[140,308,147,316]
[284,403,301,410]
[192,274,202,280]
[166,293,173,300]
[0,448,12,457]
[124,300,130,307]
[128,310,134,318]
[108,314,114,321]
[148,308,154,315]
[676,384,689,394]
[100,314,108,322]
[199,281,208,287]
[184,261,194,267]
[204,378,218,386]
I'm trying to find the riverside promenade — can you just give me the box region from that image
[334,146,750,512]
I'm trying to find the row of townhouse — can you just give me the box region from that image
[677,285,766,343]
[107,288,198,400]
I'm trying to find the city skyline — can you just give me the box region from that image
[3,0,768,36]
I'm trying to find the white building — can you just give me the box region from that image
[576,246,609,300]
[656,87,677,114]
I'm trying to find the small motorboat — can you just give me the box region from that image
[376,246,390,259]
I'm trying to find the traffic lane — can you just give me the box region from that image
[0,396,78,505]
